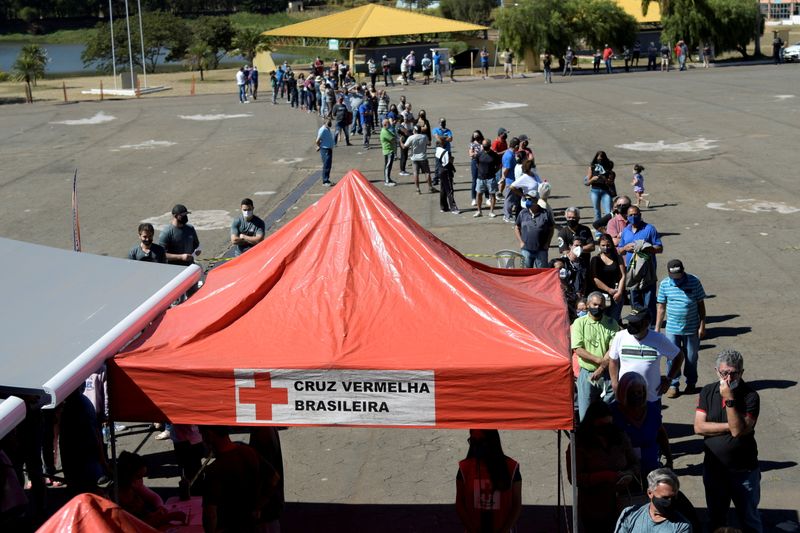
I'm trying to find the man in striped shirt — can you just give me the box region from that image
[655,259,707,399]
[609,307,685,404]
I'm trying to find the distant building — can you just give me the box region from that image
[760,0,800,23]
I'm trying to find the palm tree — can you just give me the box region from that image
[641,0,672,17]
[184,42,212,81]
[12,44,48,103]
[231,28,271,66]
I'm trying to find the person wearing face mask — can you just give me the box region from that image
[655,259,707,399]
[590,233,626,322]
[568,401,639,533]
[614,468,692,532]
[611,372,673,479]
[617,205,663,320]
[128,223,166,263]
[159,204,201,267]
[572,291,620,420]
[456,429,522,533]
[230,198,265,257]
[558,207,595,268]
[514,190,554,268]
[608,307,685,405]
[694,350,762,533]
[607,196,632,246]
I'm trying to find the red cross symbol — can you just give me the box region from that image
[237,371,288,421]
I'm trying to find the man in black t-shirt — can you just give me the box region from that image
[128,222,166,263]
[694,349,762,533]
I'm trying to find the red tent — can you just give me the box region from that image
[109,170,573,430]
[37,493,157,532]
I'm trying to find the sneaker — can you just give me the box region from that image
[451,210,460,215]
[684,384,699,394]
[384,180,397,187]
[416,188,422,195]
[473,212,483,218]
[154,429,171,440]
[114,423,127,432]
[399,171,411,176]
[322,181,334,187]
[471,199,477,207]
[429,187,439,193]
[503,216,512,223]
[666,386,679,399]
[489,212,497,218]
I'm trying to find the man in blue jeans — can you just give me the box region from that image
[514,190,554,268]
[315,119,334,186]
[655,259,707,398]
[694,349,762,533]
[571,291,619,420]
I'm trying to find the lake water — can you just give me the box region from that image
[0,42,263,74]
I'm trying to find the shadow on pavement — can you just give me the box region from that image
[703,325,752,340]
[747,379,796,391]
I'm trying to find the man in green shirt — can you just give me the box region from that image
[379,118,397,187]
[571,291,619,420]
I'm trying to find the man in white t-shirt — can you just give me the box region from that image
[609,307,685,403]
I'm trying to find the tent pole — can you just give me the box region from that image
[557,430,562,533]
[349,40,355,80]
[109,418,119,503]
[570,429,578,533]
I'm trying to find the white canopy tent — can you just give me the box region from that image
[0,237,201,436]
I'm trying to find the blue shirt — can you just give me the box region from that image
[316,125,334,149]
[618,222,662,268]
[431,127,452,152]
[657,274,706,335]
[501,149,516,185]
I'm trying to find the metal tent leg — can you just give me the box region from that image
[570,429,578,533]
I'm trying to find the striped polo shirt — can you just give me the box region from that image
[609,330,680,402]
[657,274,706,335]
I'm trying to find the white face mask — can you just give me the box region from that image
[242,209,253,220]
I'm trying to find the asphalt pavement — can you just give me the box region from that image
[1,62,798,532]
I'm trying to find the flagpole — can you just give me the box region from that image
[136,0,147,88]
[72,169,82,252]
[123,0,135,92]
[108,0,117,89]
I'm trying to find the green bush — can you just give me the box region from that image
[0,71,10,82]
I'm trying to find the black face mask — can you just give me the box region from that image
[626,389,646,408]
[652,496,674,515]
[588,307,603,318]
[141,238,152,246]
[626,322,646,336]
[567,219,579,228]
[177,214,188,224]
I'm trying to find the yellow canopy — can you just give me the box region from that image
[262,4,488,40]
[616,0,661,24]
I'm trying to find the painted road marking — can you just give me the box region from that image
[178,113,252,121]
[254,191,277,196]
[481,101,529,111]
[707,199,800,214]
[276,157,305,164]
[51,112,116,125]
[142,210,233,231]
[118,140,177,150]
[616,138,718,152]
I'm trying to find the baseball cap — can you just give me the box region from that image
[497,127,508,136]
[524,190,548,209]
[667,259,685,279]
[518,134,529,142]
[623,306,650,324]
[171,204,190,215]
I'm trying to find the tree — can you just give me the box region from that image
[193,16,236,69]
[81,11,191,73]
[440,0,496,25]
[707,0,759,57]
[230,27,271,65]
[184,41,212,81]
[659,0,714,51]
[493,0,638,66]
[12,44,48,103]
[572,0,639,51]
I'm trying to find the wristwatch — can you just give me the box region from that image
[724,399,735,408]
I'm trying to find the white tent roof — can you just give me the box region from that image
[0,237,201,412]
[0,396,26,440]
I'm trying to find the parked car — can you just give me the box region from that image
[784,42,800,62]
